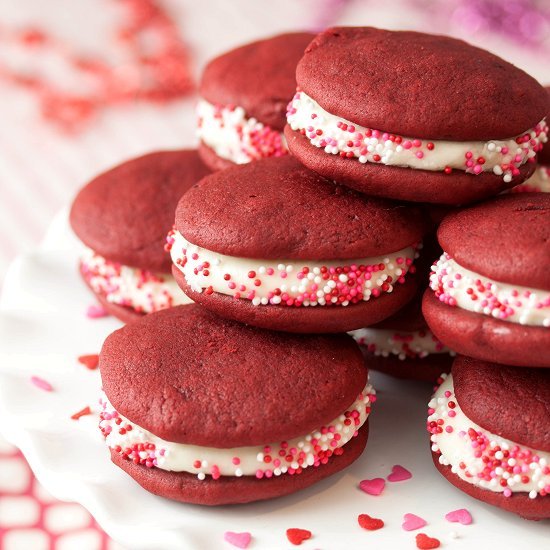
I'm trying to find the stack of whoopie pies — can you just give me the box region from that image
[70,27,549,515]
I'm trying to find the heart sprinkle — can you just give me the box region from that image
[358,514,384,531]
[445,508,473,525]
[416,533,441,549]
[402,513,427,531]
[286,528,312,545]
[387,464,412,482]
[223,531,252,549]
[30,376,53,392]
[78,354,99,370]
[359,477,386,496]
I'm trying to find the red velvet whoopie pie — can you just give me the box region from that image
[286,27,548,204]
[167,156,429,333]
[99,305,374,505]
[70,150,210,322]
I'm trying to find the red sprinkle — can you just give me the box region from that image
[416,533,441,549]
[286,528,312,546]
[71,406,92,420]
[358,514,385,531]
[78,354,99,370]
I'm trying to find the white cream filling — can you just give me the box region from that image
[350,327,452,359]
[429,253,550,327]
[100,382,374,478]
[81,248,191,313]
[287,91,548,182]
[428,375,550,498]
[197,99,287,164]
[168,230,417,307]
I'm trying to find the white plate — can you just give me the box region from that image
[0,212,547,549]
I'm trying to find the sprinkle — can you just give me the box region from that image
[445,508,472,525]
[359,477,385,495]
[30,376,53,392]
[416,533,441,549]
[71,406,92,420]
[358,514,384,531]
[223,531,252,549]
[402,513,427,531]
[86,304,108,318]
[286,528,312,545]
[78,354,99,370]
[387,464,412,482]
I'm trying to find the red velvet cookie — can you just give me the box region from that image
[351,291,453,383]
[99,305,374,505]
[70,150,210,322]
[197,32,314,169]
[428,357,550,519]
[423,193,550,367]
[168,156,428,333]
[286,27,547,204]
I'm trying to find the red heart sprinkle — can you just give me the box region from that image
[78,354,99,370]
[286,528,312,546]
[416,533,441,549]
[358,514,384,531]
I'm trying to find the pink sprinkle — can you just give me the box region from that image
[387,464,412,482]
[31,376,53,392]
[402,513,427,531]
[223,531,252,549]
[86,303,108,318]
[359,477,385,496]
[445,508,473,525]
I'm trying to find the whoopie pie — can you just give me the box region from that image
[428,356,550,520]
[168,156,429,333]
[197,32,313,170]
[99,305,374,505]
[70,150,210,322]
[423,193,550,367]
[285,27,548,204]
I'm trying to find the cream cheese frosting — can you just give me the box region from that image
[197,99,287,164]
[429,253,550,327]
[80,248,191,313]
[99,381,375,479]
[350,327,452,359]
[286,91,548,182]
[428,375,550,498]
[167,230,418,307]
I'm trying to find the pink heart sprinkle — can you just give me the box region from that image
[30,376,53,392]
[223,531,252,549]
[387,464,412,482]
[359,477,386,496]
[402,513,427,531]
[86,304,108,318]
[445,508,473,525]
